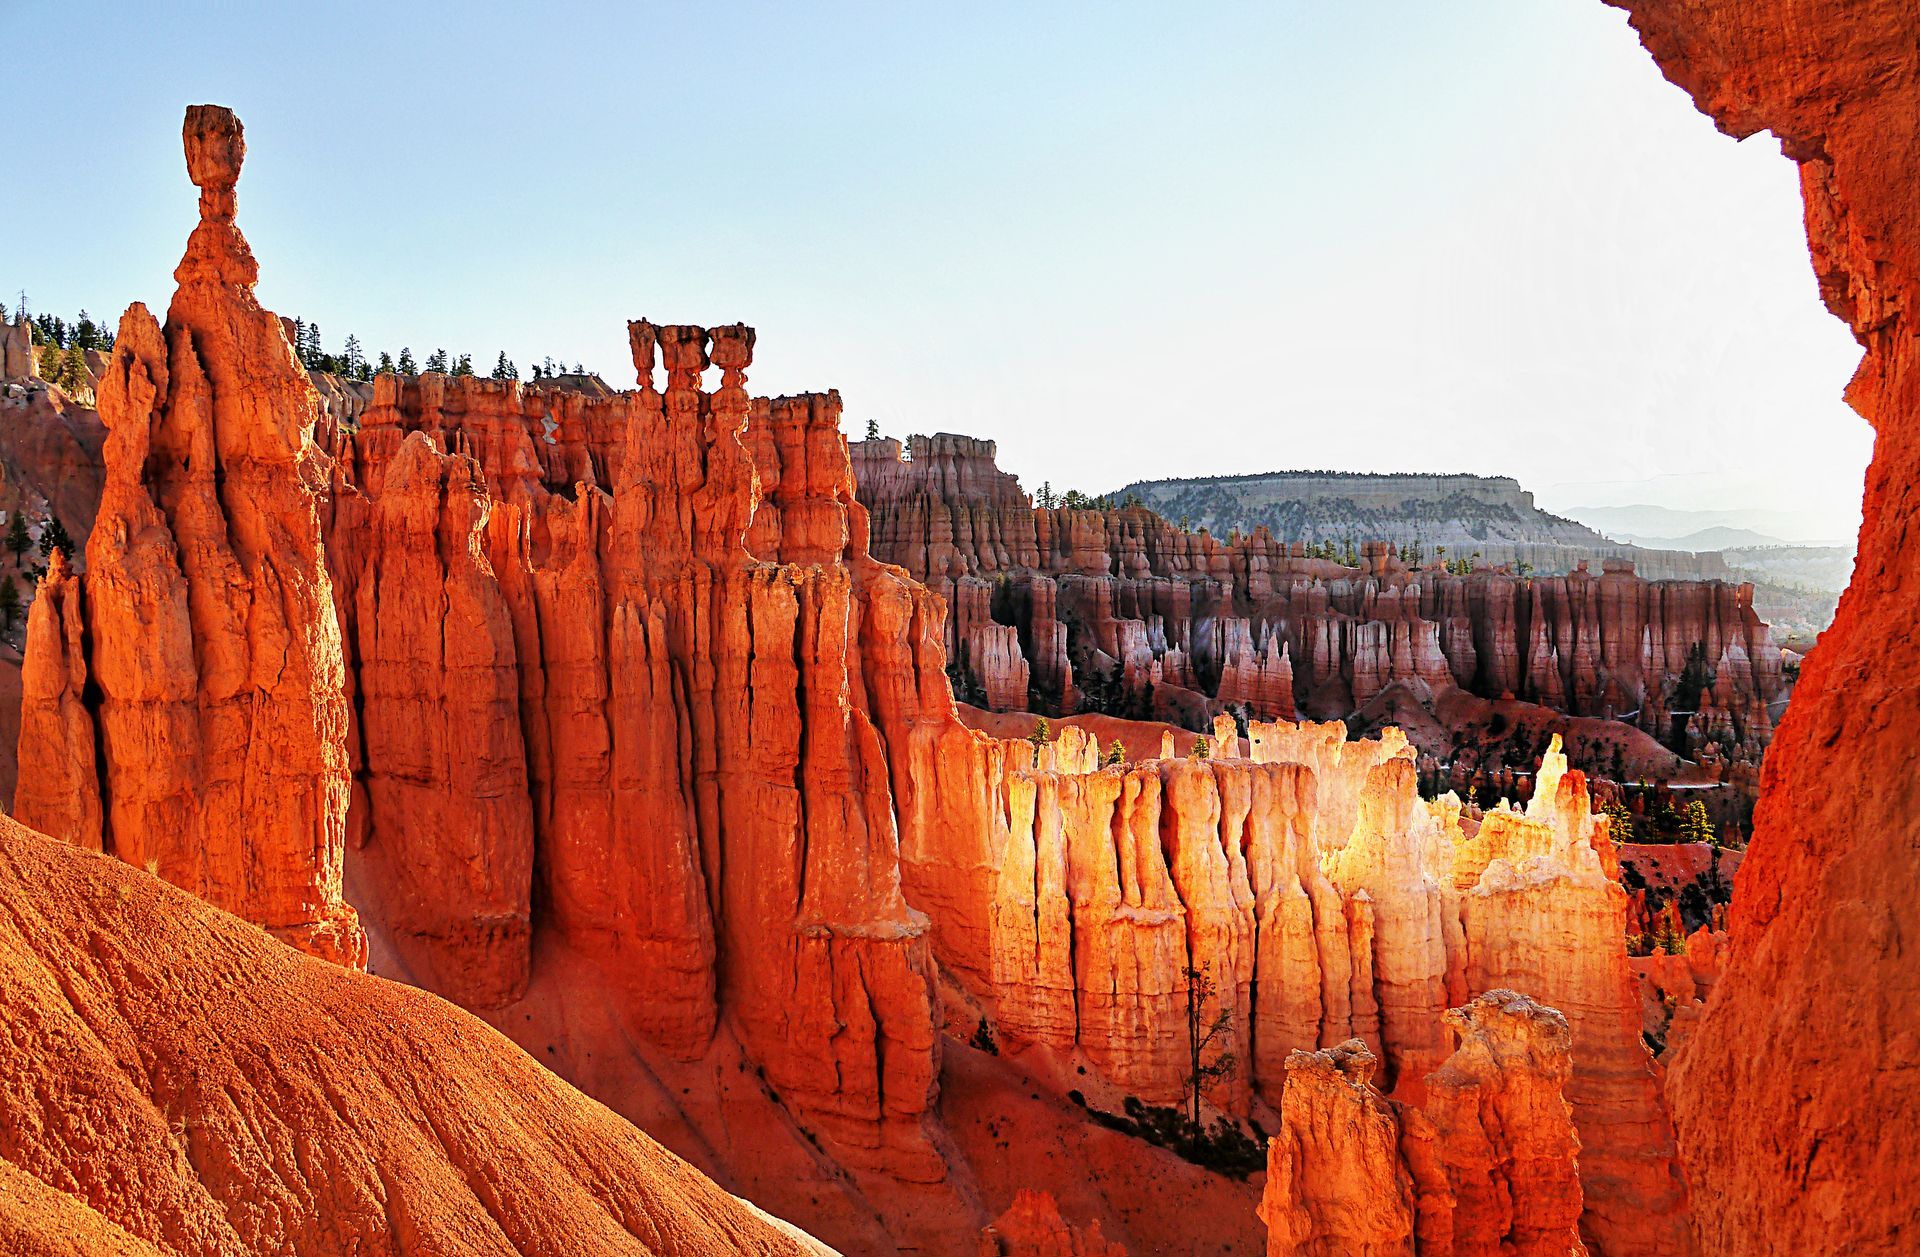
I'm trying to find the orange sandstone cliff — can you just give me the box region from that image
[1603,1,1920,1251]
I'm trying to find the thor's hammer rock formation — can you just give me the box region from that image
[16,106,363,966]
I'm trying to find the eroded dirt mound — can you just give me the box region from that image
[0,817,830,1256]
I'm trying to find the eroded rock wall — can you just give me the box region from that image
[944,722,1688,1254]
[851,436,1783,773]
[1605,2,1920,1251]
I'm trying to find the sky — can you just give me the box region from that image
[9,1,1870,542]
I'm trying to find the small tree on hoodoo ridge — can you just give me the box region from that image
[1181,963,1237,1142]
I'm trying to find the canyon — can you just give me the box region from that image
[855,433,1784,801]
[4,104,1688,1255]
[1,0,1916,1246]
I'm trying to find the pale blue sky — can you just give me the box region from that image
[10,1,1869,540]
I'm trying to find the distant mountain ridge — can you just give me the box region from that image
[1612,526,1787,551]
[1108,468,1728,578]
[1556,502,1852,547]
[1111,469,1605,546]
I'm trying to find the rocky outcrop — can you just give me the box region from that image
[1631,926,1724,1061]
[11,552,99,848]
[1260,991,1586,1257]
[324,431,534,1009]
[1258,1040,1417,1256]
[852,437,1784,774]
[977,1190,1125,1257]
[0,814,830,1256]
[0,316,38,382]
[1421,992,1587,1256]
[29,106,364,966]
[1604,4,1920,1251]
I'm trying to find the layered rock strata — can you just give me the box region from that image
[853,436,1783,770]
[1605,3,1920,1251]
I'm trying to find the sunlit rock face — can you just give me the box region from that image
[1258,992,1587,1257]
[963,725,1688,1254]
[1605,2,1920,1253]
[851,435,1783,770]
[18,105,364,966]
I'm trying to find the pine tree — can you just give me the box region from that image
[425,348,449,374]
[491,351,518,381]
[0,576,19,630]
[1181,963,1237,1141]
[5,511,29,557]
[376,351,395,376]
[1683,798,1718,849]
[37,516,72,560]
[1104,739,1126,767]
[452,353,475,378]
[1190,736,1211,760]
[54,344,90,396]
[36,343,60,379]
[864,417,880,441]
[291,318,307,365]
[1036,482,1056,508]
[397,348,418,375]
[342,335,367,380]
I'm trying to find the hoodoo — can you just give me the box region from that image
[1259,990,1587,1257]
[16,106,363,966]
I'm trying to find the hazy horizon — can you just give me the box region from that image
[12,1,1870,544]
